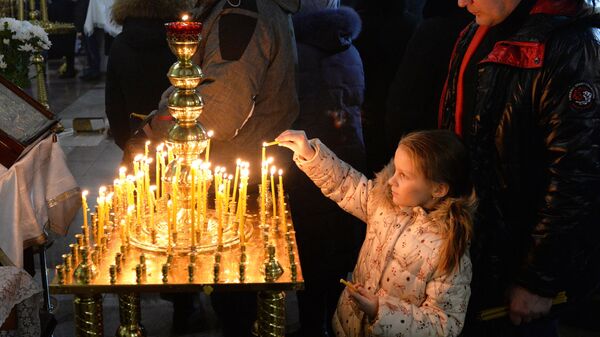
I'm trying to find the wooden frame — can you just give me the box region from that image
[0,74,57,168]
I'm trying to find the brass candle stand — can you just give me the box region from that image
[50,18,303,337]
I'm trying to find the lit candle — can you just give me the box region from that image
[167,200,173,247]
[145,140,151,158]
[190,161,198,247]
[270,166,277,218]
[165,15,203,38]
[161,153,167,198]
[232,159,241,204]
[278,169,286,229]
[156,143,164,197]
[149,185,156,234]
[205,130,214,162]
[81,190,89,235]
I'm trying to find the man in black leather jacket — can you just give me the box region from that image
[438,0,600,335]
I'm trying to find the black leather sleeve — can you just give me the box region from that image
[517,29,600,297]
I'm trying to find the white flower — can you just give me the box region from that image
[18,43,34,52]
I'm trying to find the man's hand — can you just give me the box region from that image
[509,285,553,325]
[348,284,379,321]
[275,130,315,160]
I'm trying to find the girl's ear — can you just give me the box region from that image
[432,182,449,199]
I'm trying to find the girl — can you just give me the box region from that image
[276,129,475,337]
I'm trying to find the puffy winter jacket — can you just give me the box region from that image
[439,0,600,311]
[295,139,472,337]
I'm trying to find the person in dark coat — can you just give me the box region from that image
[384,0,472,158]
[289,2,366,336]
[105,0,192,151]
[436,0,600,335]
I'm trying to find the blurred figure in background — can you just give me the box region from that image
[384,0,472,157]
[289,1,366,336]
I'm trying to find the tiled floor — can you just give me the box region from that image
[33,57,600,337]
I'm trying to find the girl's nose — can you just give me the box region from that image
[457,0,470,8]
[387,177,395,186]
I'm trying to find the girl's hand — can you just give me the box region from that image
[275,130,315,160]
[348,284,379,321]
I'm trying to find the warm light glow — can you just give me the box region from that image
[82,190,89,197]
[181,14,189,21]
[134,154,143,161]
[150,185,157,192]
[207,130,214,137]
[270,166,276,175]
[119,167,127,174]
[278,169,283,176]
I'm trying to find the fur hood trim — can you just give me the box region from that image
[112,0,194,25]
[293,6,361,52]
[369,159,477,225]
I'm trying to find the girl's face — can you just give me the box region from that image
[388,146,444,209]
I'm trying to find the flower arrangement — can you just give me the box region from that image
[0,18,51,88]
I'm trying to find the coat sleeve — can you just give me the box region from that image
[294,139,371,222]
[517,31,600,297]
[195,9,270,141]
[367,254,472,337]
[105,55,130,150]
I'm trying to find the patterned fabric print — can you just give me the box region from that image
[295,140,472,337]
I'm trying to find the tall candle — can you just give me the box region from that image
[278,169,286,229]
[270,166,277,217]
[205,130,214,162]
[149,185,156,234]
[81,190,89,235]
[167,200,173,247]
[156,144,163,197]
[145,140,151,158]
[190,162,197,247]
[232,159,240,203]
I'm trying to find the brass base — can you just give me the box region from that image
[257,291,285,337]
[74,294,104,337]
[116,293,145,337]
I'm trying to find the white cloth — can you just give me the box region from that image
[84,0,122,37]
[0,266,41,337]
[0,136,80,267]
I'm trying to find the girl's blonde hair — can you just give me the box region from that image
[399,130,477,275]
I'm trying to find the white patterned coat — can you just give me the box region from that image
[294,139,472,337]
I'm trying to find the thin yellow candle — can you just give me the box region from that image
[167,144,174,164]
[263,140,280,147]
[97,196,105,241]
[149,185,156,234]
[167,200,173,247]
[98,186,107,240]
[160,153,167,198]
[81,190,89,233]
[127,176,135,208]
[226,175,232,205]
[278,169,286,228]
[156,144,163,197]
[119,167,127,182]
[232,159,241,203]
[270,166,277,217]
[217,184,224,245]
[205,130,214,162]
[136,172,143,227]
[190,162,197,247]
[133,154,142,177]
[127,205,134,242]
[145,140,151,158]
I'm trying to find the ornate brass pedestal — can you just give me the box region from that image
[74,294,103,337]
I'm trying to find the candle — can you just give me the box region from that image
[97,196,105,242]
[226,175,232,206]
[278,169,286,229]
[232,159,241,204]
[263,141,280,147]
[167,200,173,247]
[156,144,163,197]
[270,166,277,218]
[205,130,214,162]
[149,185,156,234]
[161,153,167,198]
[81,190,89,236]
[145,140,151,158]
[165,17,203,37]
[190,162,197,247]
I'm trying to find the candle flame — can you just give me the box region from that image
[270,166,276,175]
[145,140,151,146]
[82,190,89,197]
[134,154,143,161]
[278,169,283,176]
[119,167,127,174]
[150,185,157,191]
[182,14,189,21]
[207,130,214,137]
[99,186,107,194]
